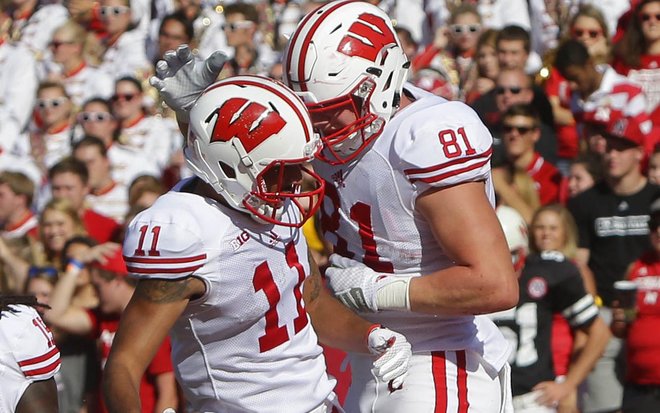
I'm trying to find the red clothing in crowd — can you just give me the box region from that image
[82,208,121,243]
[626,251,660,385]
[544,68,580,160]
[525,152,565,205]
[87,309,174,413]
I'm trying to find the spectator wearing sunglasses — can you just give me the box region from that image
[110,76,174,172]
[42,20,114,108]
[472,68,558,167]
[28,81,75,174]
[219,2,276,78]
[544,5,612,175]
[77,98,160,187]
[614,0,660,128]
[413,4,482,101]
[73,137,129,223]
[97,0,151,80]
[493,104,565,210]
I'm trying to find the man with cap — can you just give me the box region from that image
[610,195,660,413]
[568,123,660,413]
[45,244,178,413]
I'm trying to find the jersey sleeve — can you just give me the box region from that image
[122,205,208,280]
[395,101,493,194]
[12,307,61,381]
[545,255,599,329]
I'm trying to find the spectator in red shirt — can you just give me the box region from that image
[0,171,38,240]
[48,157,121,243]
[45,246,178,413]
[611,196,660,413]
[494,104,565,206]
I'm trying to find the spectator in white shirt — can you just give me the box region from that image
[73,136,128,223]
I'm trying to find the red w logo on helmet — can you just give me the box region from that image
[207,98,287,152]
[337,13,396,62]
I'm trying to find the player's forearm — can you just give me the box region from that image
[305,273,372,353]
[103,360,143,413]
[565,318,610,389]
[409,264,518,315]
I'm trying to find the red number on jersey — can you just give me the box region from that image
[253,241,309,353]
[320,183,354,259]
[321,183,393,273]
[438,127,476,158]
[32,317,55,347]
[134,225,162,256]
[350,202,393,273]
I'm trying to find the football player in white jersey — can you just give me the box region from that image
[279,1,519,411]
[104,49,412,413]
[0,295,60,413]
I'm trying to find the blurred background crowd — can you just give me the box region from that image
[0,0,658,412]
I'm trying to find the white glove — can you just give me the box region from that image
[367,325,412,389]
[149,45,227,122]
[326,254,412,312]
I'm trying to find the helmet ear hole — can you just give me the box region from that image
[219,161,236,179]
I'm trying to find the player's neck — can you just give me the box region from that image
[186,178,231,208]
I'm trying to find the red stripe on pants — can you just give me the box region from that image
[432,351,447,413]
[457,350,470,413]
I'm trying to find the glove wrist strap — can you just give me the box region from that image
[376,276,412,311]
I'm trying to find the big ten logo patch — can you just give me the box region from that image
[231,231,251,251]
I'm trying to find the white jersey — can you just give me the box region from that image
[106,143,160,187]
[123,180,335,413]
[39,63,114,109]
[87,181,129,224]
[0,41,37,154]
[98,30,151,80]
[0,304,60,412]
[315,85,509,371]
[117,115,174,171]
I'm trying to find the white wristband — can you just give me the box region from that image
[376,276,412,311]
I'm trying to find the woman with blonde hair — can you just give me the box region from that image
[44,19,114,107]
[38,198,87,269]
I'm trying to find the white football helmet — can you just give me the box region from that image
[186,75,324,227]
[496,205,529,270]
[282,0,409,165]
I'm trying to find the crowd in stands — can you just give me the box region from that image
[0,0,658,412]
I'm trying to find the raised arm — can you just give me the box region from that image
[103,276,204,413]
